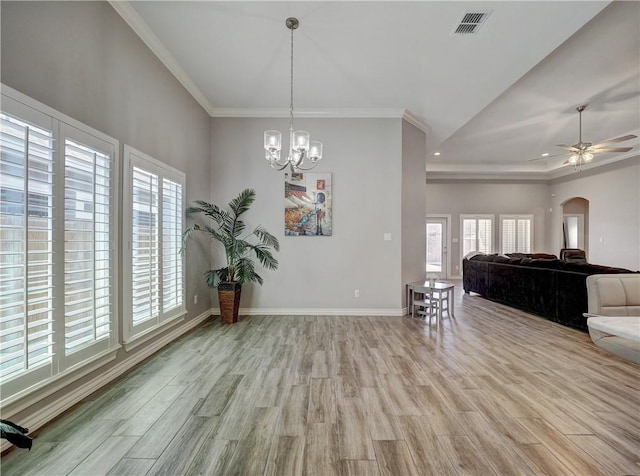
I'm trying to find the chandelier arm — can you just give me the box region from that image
[270,160,293,172]
[292,160,320,172]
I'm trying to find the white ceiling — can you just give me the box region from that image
[117,1,640,179]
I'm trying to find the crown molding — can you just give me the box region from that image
[109,0,216,116]
[402,110,431,134]
[426,151,640,181]
[426,171,551,182]
[211,107,431,133]
[211,107,408,119]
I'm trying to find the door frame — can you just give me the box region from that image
[563,213,585,250]
[426,214,452,279]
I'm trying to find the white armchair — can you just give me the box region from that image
[585,274,640,364]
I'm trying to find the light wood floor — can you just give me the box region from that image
[2,285,639,475]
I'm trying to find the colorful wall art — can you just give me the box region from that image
[284,172,332,236]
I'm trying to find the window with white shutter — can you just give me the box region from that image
[500,215,533,254]
[123,146,185,344]
[63,138,113,357]
[0,113,55,385]
[461,214,494,258]
[162,177,183,314]
[1,87,118,401]
[131,167,160,326]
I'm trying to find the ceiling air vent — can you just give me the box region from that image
[452,10,491,35]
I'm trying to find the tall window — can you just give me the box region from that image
[0,113,55,386]
[63,138,113,357]
[1,90,117,400]
[461,215,494,257]
[123,146,185,344]
[501,215,533,254]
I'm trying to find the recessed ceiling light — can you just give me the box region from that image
[434,152,441,156]
[541,153,550,157]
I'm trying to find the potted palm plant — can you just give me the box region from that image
[182,188,279,324]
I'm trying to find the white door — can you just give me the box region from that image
[426,217,448,279]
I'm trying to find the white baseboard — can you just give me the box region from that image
[210,307,405,316]
[0,309,212,453]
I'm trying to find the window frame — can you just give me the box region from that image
[1,85,119,404]
[460,214,494,260]
[122,145,186,347]
[499,214,534,254]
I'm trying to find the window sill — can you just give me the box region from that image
[122,311,187,352]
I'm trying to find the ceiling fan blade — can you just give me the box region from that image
[562,160,570,165]
[591,146,634,153]
[591,134,637,148]
[556,144,580,152]
[528,153,568,162]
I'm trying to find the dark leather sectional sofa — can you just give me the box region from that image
[462,253,636,331]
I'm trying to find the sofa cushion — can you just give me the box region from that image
[519,258,564,269]
[587,274,640,316]
[530,253,558,259]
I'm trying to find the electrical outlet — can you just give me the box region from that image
[354,289,360,298]
[193,294,198,304]
[455,265,459,270]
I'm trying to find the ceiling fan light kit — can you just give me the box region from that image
[557,104,636,171]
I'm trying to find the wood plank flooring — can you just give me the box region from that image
[2,284,639,475]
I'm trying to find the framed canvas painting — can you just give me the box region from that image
[284,172,332,236]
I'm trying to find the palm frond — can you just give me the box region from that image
[180,224,200,254]
[236,258,263,285]
[182,189,278,287]
[230,219,246,238]
[253,226,280,251]
[205,268,227,288]
[251,245,279,270]
[187,201,225,226]
[228,189,255,217]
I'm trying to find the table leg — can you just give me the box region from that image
[450,288,455,317]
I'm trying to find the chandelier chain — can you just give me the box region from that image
[289,23,295,132]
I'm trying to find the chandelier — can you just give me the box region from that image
[264,17,323,172]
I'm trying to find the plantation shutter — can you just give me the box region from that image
[131,166,160,325]
[501,215,533,254]
[462,215,494,258]
[518,218,532,253]
[462,219,476,257]
[0,113,55,379]
[477,218,492,254]
[63,139,113,354]
[162,177,183,314]
[2,87,118,401]
[123,146,185,344]
[502,218,517,253]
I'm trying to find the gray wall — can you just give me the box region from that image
[210,116,410,312]
[401,120,427,305]
[426,180,552,276]
[426,158,640,273]
[550,156,640,270]
[1,0,212,417]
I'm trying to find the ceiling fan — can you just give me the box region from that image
[532,105,637,169]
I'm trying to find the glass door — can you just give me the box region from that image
[426,217,448,279]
